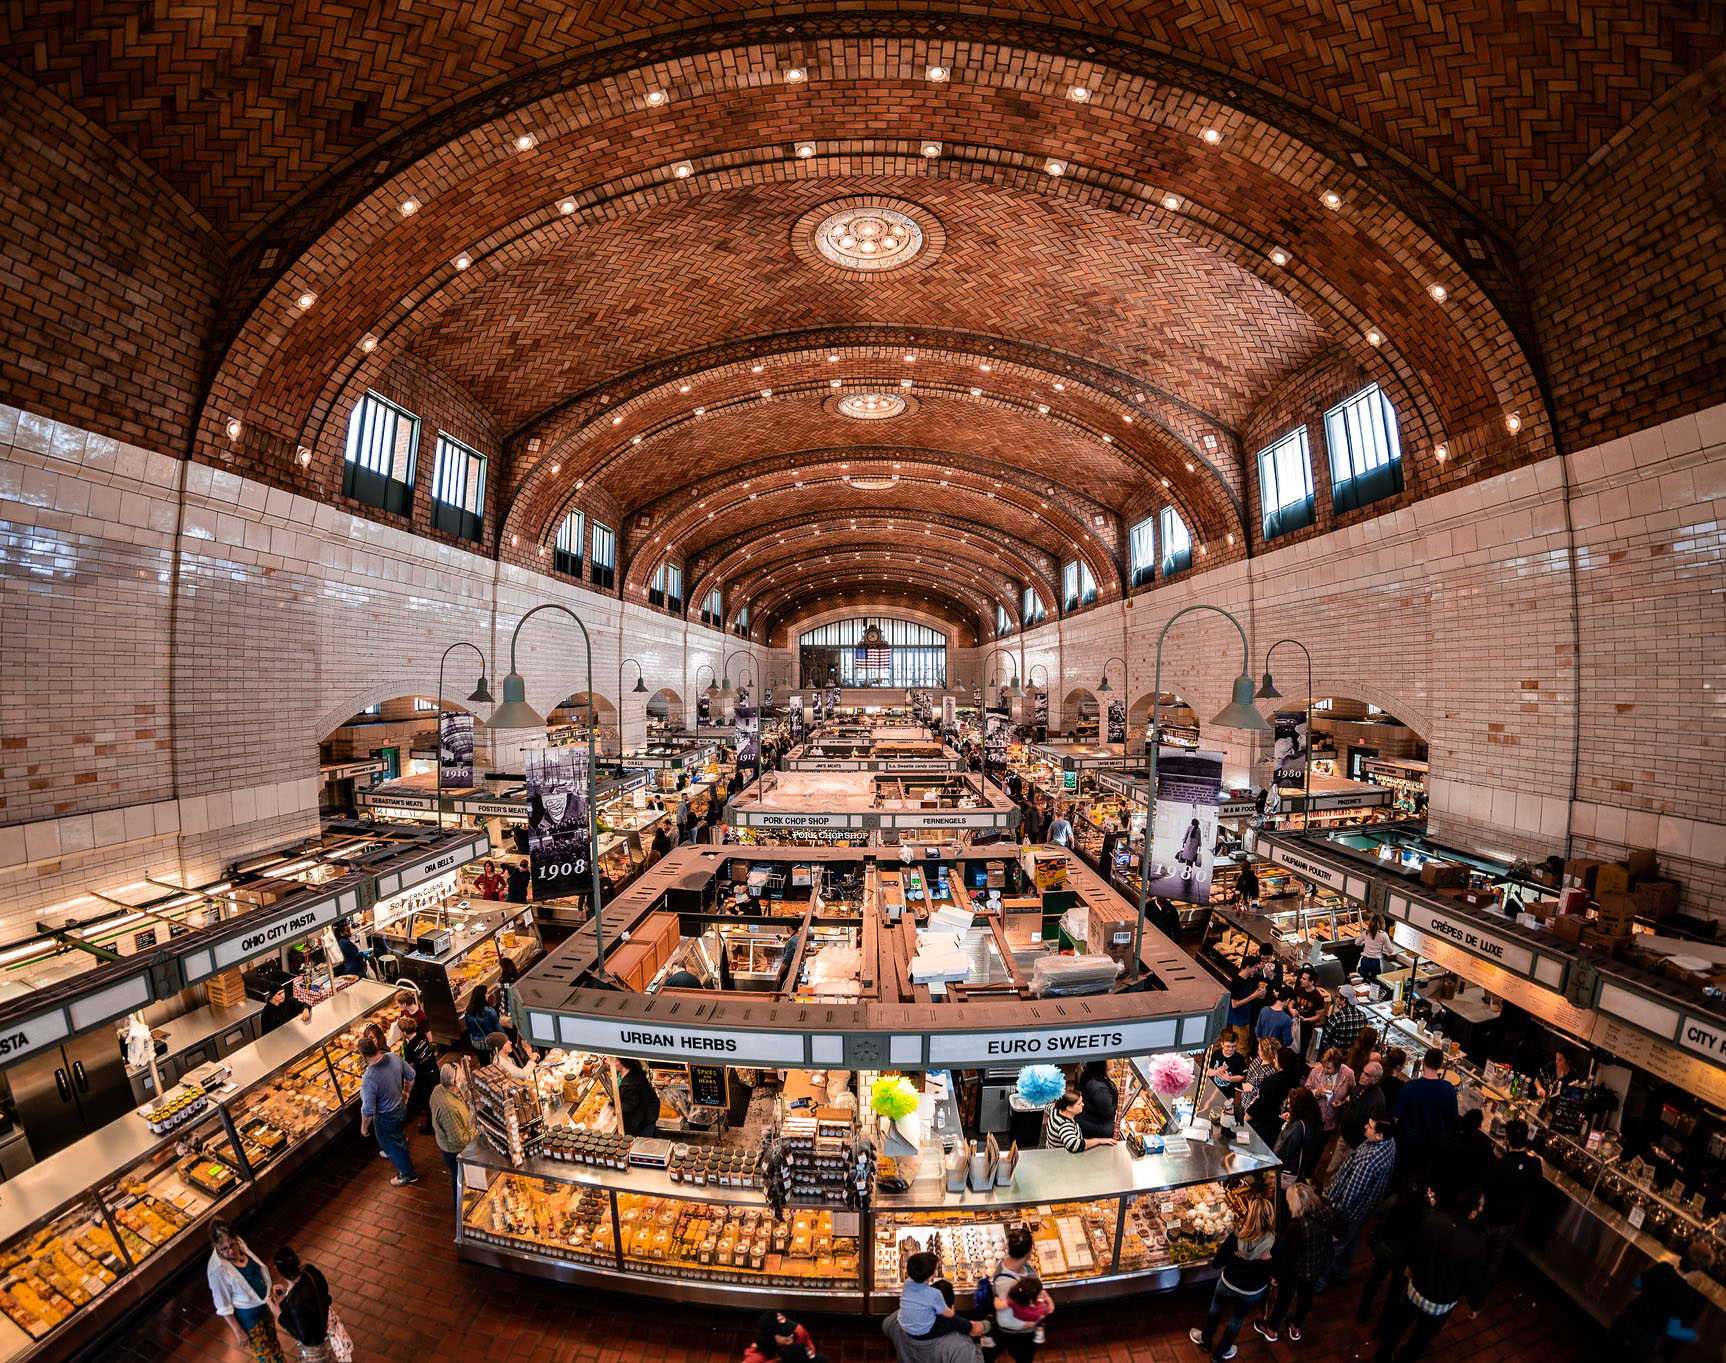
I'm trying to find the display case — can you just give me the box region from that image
[0,983,395,1362]
[390,905,545,1042]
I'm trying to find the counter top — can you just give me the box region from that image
[128,998,263,1074]
[0,980,393,1240]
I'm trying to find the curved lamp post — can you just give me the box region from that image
[486,604,610,982]
[1256,639,1315,831]
[980,648,1024,794]
[434,643,495,829]
[718,649,755,705]
[694,663,717,709]
[1095,656,1127,693]
[1095,654,1127,747]
[1132,606,1272,978]
[619,657,649,754]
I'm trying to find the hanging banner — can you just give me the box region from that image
[524,746,593,900]
[813,690,825,722]
[1106,698,1126,744]
[1273,710,1308,788]
[1145,747,1224,905]
[985,699,1011,768]
[762,688,774,715]
[736,686,749,709]
[827,687,841,716]
[972,687,982,711]
[791,695,805,736]
[1035,691,1049,727]
[697,693,711,725]
[439,711,474,788]
[734,703,760,778]
[942,695,956,731]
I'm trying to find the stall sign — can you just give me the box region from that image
[1400,904,1534,975]
[545,1014,806,1064]
[1293,788,1391,811]
[212,894,342,970]
[1266,843,1346,891]
[1678,1014,1726,1065]
[462,798,527,818]
[374,871,459,925]
[739,811,855,829]
[688,1063,729,1107]
[0,1008,72,1062]
[357,791,437,811]
[884,809,1004,829]
[1388,921,1594,1040]
[403,837,485,889]
[927,1017,1182,1065]
[1595,1017,1726,1111]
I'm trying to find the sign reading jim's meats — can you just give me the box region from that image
[439,711,474,787]
[1145,747,1224,905]
[1273,710,1308,788]
[524,747,592,899]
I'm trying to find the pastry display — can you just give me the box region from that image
[615,1196,857,1288]
[872,1202,1116,1290]
[463,1175,612,1264]
[0,1206,126,1340]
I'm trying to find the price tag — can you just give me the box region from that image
[1628,1205,1646,1229]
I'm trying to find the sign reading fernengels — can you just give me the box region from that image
[212,896,341,970]
[927,1017,1181,1065]
[550,1015,806,1064]
[0,1008,73,1062]
[1404,903,1534,975]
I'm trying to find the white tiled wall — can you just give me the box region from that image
[2,399,1721,932]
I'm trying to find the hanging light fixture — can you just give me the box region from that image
[1255,670,1283,700]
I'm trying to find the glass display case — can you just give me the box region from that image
[0,982,395,1361]
[391,905,545,1042]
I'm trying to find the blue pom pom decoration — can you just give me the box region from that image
[1016,1064,1067,1108]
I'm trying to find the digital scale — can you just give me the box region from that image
[628,1137,673,1168]
[183,1060,233,1092]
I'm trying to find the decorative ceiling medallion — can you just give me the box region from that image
[837,392,907,420]
[791,196,946,278]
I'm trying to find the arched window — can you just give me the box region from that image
[798,618,947,687]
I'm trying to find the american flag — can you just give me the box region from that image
[856,644,891,669]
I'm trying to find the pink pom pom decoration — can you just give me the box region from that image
[1147,1053,1195,1098]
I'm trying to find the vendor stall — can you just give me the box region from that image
[727,771,1015,847]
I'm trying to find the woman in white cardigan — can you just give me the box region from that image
[207,1220,285,1362]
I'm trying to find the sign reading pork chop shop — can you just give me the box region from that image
[927,1017,1180,1066]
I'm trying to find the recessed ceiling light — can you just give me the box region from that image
[1045,158,1068,176]
[295,291,316,309]
[1201,128,1222,145]
[693,406,705,415]
[831,378,842,387]
[1365,328,1384,346]
[784,67,806,83]
[761,388,772,397]
[1322,190,1342,209]
[225,418,243,440]
[903,354,916,362]
[672,160,694,178]
[1102,434,1113,443]
[921,141,943,158]
[453,252,472,269]
[1428,283,1448,302]
[679,384,691,392]
[827,354,840,363]
[1053,382,1065,390]
[399,197,420,216]
[795,141,816,159]
[1434,444,1448,461]
[927,65,949,81]
[1037,403,1049,413]
[970,387,981,395]
[612,415,622,424]
[557,197,577,215]
[1505,412,1522,434]
[1270,248,1289,266]
[551,462,560,473]
[900,378,913,387]
[980,363,992,372]
[752,364,763,372]
[1123,414,1134,423]
[1163,194,1181,210]
[1186,461,1195,471]
[575,480,583,489]
[515,133,536,151]
[646,90,667,106]
[1067,86,1090,102]
[360,334,378,352]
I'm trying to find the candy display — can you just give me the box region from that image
[873,1202,1114,1289]
[615,1196,857,1288]
[0,1206,127,1340]
[462,1175,613,1264]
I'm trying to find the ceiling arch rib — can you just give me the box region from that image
[716,540,1021,630]
[776,602,977,651]
[750,568,996,636]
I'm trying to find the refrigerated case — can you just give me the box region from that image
[0,983,395,1361]
[7,1029,138,1164]
[387,905,543,1042]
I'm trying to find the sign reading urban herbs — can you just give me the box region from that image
[734,702,760,779]
[1272,710,1308,788]
[1145,747,1224,905]
[1106,697,1126,744]
[439,711,474,788]
[524,746,592,900]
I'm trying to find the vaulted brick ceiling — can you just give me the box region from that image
[23,4,1712,634]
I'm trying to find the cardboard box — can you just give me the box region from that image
[1626,847,1659,879]
[1594,892,1639,930]
[1579,925,1628,954]
[1420,861,1466,889]
[1030,854,1068,891]
[1633,880,1681,919]
[1085,903,1138,970]
[1596,862,1634,896]
[1557,887,1590,916]
[1547,914,1586,946]
[1462,887,1500,908]
[1562,859,1606,892]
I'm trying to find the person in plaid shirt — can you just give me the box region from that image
[1318,1113,1397,1289]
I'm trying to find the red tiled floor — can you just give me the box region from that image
[100,1123,1592,1362]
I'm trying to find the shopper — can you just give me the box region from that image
[504,860,530,903]
[358,1033,418,1186]
[400,1016,439,1135]
[1608,1238,1714,1361]
[207,1220,284,1363]
[1044,1089,1115,1152]
[1253,988,1295,1052]
[1188,1197,1277,1362]
[1046,808,1073,847]
[617,1056,662,1137]
[1242,1035,1280,1094]
[1377,1047,1409,1112]
[394,988,430,1041]
[744,1309,826,1363]
[1306,1046,1356,1140]
[1274,1085,1324,1186]
[650,824,672,861]
[1356,915,1394,983]
[462,985,501,1060]
[1343,1027,1380,1087]
[1390,1049,1457,1178]
[260,981,311,1035]
[1430,1108,1493,1204]
[486,1031,538,1084]
[1245,1046,1305,1149]
[1479,1118,1543,1275]
[1098,821,1119,870]
[1203,1029,1249,1112]
[1254,1182,1334,1343]
[1290,966,1328,1056]
[899,1251,987,1340]
[1255,943,1285,994]
[473,860,505,901]
[1326,1060,1386,1180]
[1000,1277,1052,1346]
[1235,861,1260,909]
[1373,1187,1487,1363]
[430,1062,476,1215]
[1226,960,1265,1029]
[987,1227,1042,1362]
[1075,1060,1118,1141]
[1319,1113,1398,1288]
[269,1246,343,1362]
[1357,1174,1437,1325]
[676,801,692,844]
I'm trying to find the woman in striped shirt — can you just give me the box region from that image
[1044,1090,1117,1152]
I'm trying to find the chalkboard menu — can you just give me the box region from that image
[688,1062,728,1108]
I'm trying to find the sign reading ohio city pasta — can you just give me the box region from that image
[213,896,341,970]
[927,1017,1180,1065]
